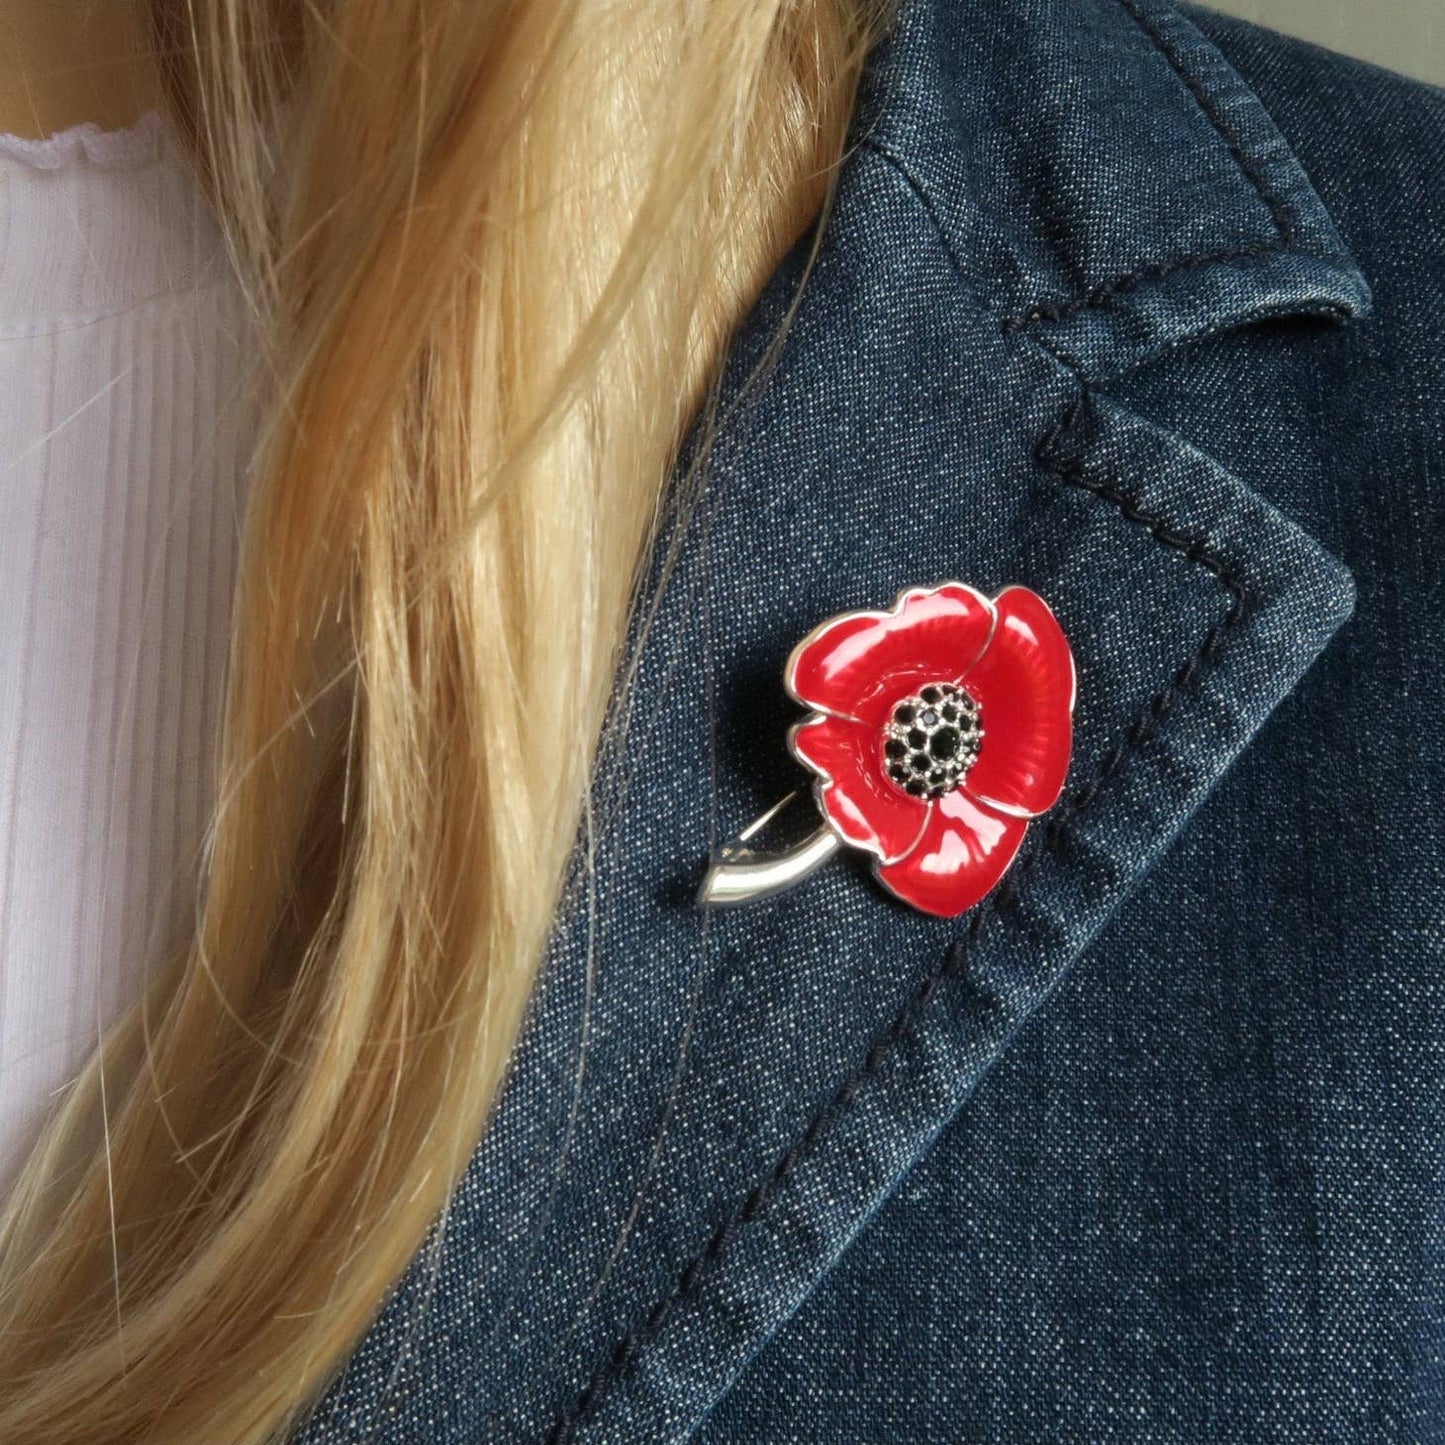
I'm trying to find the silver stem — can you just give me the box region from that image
[696,793,842,908]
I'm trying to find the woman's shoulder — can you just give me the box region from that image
[286,6,1444,1440]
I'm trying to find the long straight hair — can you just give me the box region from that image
[0,0,893,1438]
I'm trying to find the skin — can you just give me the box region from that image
[0,3,160,139]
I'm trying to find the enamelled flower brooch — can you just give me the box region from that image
[698,582,1076,918]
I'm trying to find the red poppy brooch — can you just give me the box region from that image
[698,582,1076,918]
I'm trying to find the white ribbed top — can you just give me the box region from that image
[0,113,254,1194]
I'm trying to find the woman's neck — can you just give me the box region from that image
[0,3,161,140]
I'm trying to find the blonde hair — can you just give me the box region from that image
[0,0,892,1438]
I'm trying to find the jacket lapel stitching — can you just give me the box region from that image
[1029,388,1250,839]
[546,380,1256,1444]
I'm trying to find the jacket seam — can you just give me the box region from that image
[856,136,1002,325]
[1002,0,1297,334]
[1119,0,1297,240]
[545,386,1251,1443]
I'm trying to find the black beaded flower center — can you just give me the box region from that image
[881,682,983,799]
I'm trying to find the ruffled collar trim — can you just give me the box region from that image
[0,110,168,173]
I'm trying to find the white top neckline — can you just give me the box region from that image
[0,110,169,172]
[0,109,228,337]
[0,107,255,1196]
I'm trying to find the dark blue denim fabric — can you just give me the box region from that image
[293,0,1443,1439]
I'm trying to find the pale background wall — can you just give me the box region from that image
[1204,1,1445,85]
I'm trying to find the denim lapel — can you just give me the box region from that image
[293,1,1369,1440]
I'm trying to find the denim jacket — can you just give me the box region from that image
[295,0,1444,1439]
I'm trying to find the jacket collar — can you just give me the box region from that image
[850,0,1369,379]
[294,2,1365,1439]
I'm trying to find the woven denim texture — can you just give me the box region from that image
[293,0,1443,1439]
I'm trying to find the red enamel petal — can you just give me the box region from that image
[873,790,1027,918]
[789,713,932,865]
[785,583,997,728]
[960,585,1075,818]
